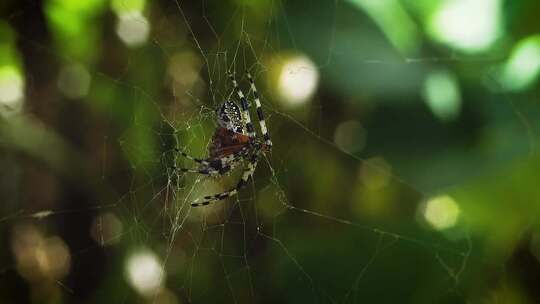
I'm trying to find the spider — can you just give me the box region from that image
[172,71,272,207]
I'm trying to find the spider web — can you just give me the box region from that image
[124,1,474,302]
[1,0,539,303]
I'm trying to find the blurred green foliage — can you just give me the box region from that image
[0,0,540,303]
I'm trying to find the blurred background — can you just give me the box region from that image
[1,0,540,303]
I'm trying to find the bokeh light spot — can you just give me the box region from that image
[90,212,123,246]
[0,65,24,114]
[500,35,540,91]
[11,224,71,282]
[359,157,391,190]
[167,51,203,101]
[429,0,502,52]
[277,55,319,108]
[422,70,461,122]
[57,64,92,99]
[333,120,366,154]
[116,12,150,48]
[423,195,460,230]
[125,249,165,297]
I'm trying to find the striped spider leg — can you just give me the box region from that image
[172,146,249,176]
[191,152,261,207]
[246,71,272,147]
[228,71,257,138]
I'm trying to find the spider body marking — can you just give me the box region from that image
[217,100,245,134]
[173,71,272,207]
[209,127,250,158]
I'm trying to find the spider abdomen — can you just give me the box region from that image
[209,127,250,158]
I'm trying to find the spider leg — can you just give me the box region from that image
[191,155,259,207]
[246,71,273,147]
[228,71,256,138]
[171,165,220,176]
[171,147,249,177]
[175,148,209,165]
